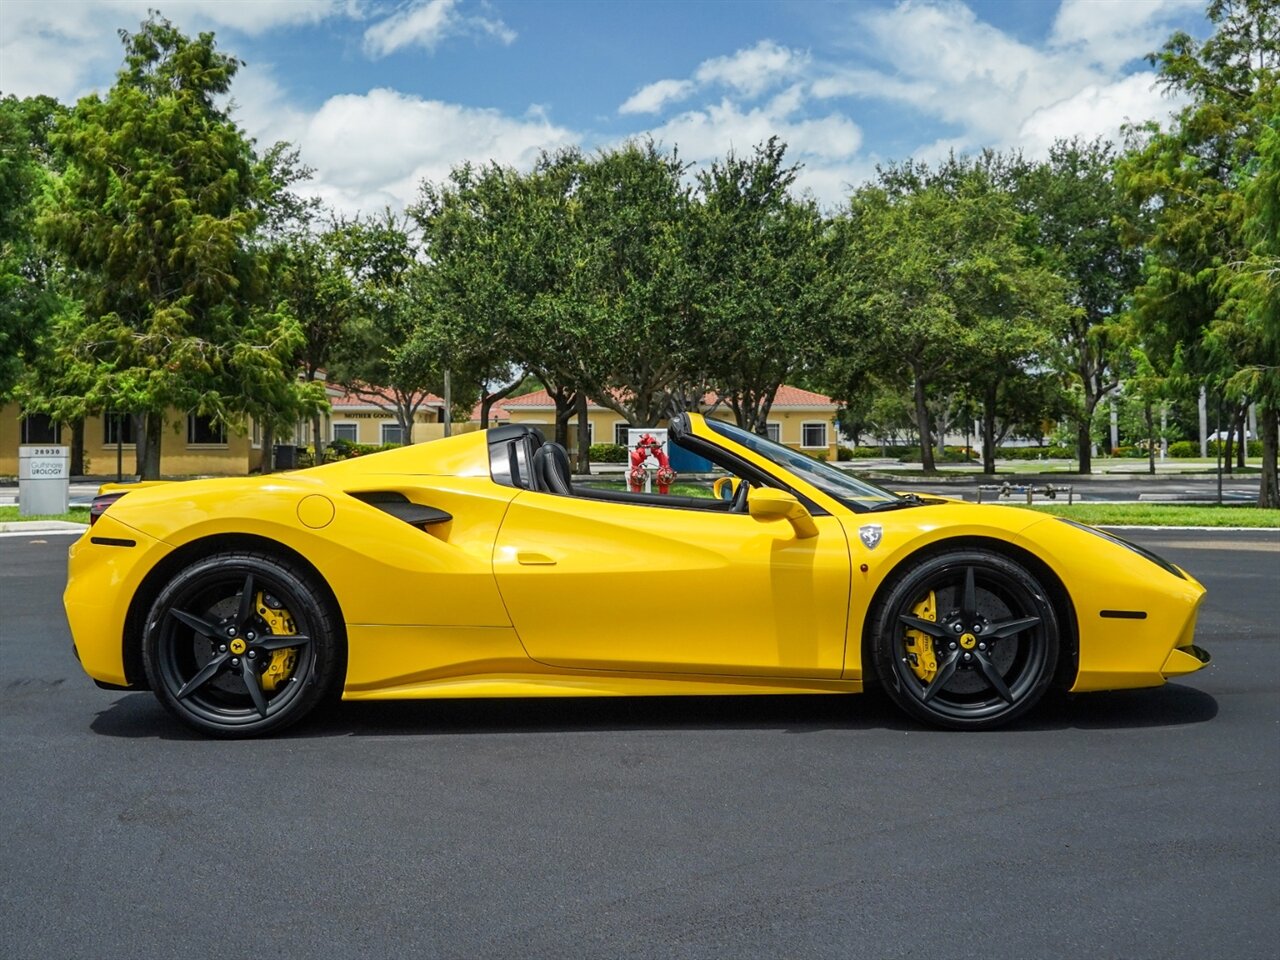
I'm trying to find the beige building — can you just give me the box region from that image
[500,385,840,459]
[0,385,486,478]
[1,384,837,477]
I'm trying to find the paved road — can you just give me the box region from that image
[1,530,1276,959]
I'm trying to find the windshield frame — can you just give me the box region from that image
[699,417,905,513]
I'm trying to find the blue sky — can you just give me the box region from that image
[0,1,1210,214]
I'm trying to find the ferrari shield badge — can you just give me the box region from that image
[859,524,883,550]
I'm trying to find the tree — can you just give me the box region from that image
[1118,0,1279,504]
[0,95,64,401]
[1012,138,1146,473]
[693,137,835,434]
[834,159,1062,471]
[327,212,443,445]
[34,16,301,478]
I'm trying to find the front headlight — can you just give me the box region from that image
[1056,518,1185,580]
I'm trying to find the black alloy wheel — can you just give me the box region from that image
[142,551,343,737]
[870,549,1059,730]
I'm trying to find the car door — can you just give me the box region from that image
[492,490,850,677]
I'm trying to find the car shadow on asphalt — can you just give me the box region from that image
[89,683,1218,740]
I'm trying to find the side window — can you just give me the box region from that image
[801,422,827,449]
[187,414,227,445]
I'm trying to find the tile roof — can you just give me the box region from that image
[499,385,837,410]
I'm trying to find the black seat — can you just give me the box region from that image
[534,441,574,496]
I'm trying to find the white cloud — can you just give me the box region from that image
[639,98,864,210]
[618,39,808,115]
[1049,0,1203,70]
[362,0,515,59]
[842,0,1188,157]
[619,79,696,115]
[266,87,574,214]
[693,39,809,97]
[1017,71,1176,154]
[0,0,350,101]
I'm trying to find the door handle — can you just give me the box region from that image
[517,551,556,566]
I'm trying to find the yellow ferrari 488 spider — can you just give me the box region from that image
[66,413,1210,737]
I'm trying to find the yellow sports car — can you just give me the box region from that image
[65,414,1210,737]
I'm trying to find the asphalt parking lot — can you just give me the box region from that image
[1,529,1277,959]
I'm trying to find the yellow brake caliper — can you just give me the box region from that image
[255,592,299,693]
[904,591,938,683]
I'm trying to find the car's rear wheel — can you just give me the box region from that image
[870,549,1059,730]
[142,551,342,737]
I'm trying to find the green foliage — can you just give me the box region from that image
[836,446,854,462]
[995,445,1075,460]
[588,443,627,463]
[29,15,306,477]
[1119,0,1279,503]
[1166,439,1263,458]
[692,137,835,432]
[0,94,65,400]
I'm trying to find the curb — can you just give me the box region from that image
[0,520,88,534]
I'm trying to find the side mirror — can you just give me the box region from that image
[712,476,740,501]
[747,487,818,539]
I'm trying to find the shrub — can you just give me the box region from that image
[1168,439,1262,457]
[589,443,628,463]
[836,446,854,461]
[994,445,1074,460]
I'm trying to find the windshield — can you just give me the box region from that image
[703,418,905,512]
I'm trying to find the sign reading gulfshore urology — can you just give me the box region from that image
[18,445,70,516]
[18,446,70,480]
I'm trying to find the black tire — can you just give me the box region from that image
[869,549,1059,730]
[142,551,343,738]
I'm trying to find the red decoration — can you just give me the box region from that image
[628,433,677,494]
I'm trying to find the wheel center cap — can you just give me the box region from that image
[959,633,977,650]
[229,637,247,655]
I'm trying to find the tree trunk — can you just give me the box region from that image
[312,412,325,464]
[1236,406,1247,469]
[575,392,590,473]
[1145,401,1155,476]
[912,368,935,472]
[70,419,85,476]
[1259,402,1278,509]
[553,391,574,449]
[262,421,275,473]
[1076,420,1093,475]
[141,411,163,479]
[481,373,526,428]
[982,384,998,474]
[132,414,146,476]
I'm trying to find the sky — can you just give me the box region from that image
[0,0,1212,215]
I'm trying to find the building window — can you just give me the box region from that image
[613,422,631,446]
[251,419,261,449]
[333,422,359,443]
[801,422,828,449]
[21,412,61,444]
[381,422,404,445]
[104,413,136,446]
[765,422,781,443]
[187,414,227,446]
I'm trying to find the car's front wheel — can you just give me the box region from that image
[870,549,1059,730]
[142,551,343,737]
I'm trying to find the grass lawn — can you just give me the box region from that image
[0,506,89,524]
[1013,503,1278,528]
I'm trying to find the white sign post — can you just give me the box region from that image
[18,445,70,516]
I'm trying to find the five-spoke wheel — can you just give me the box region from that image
[870,549,1059,729]
[143,552,342,737]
